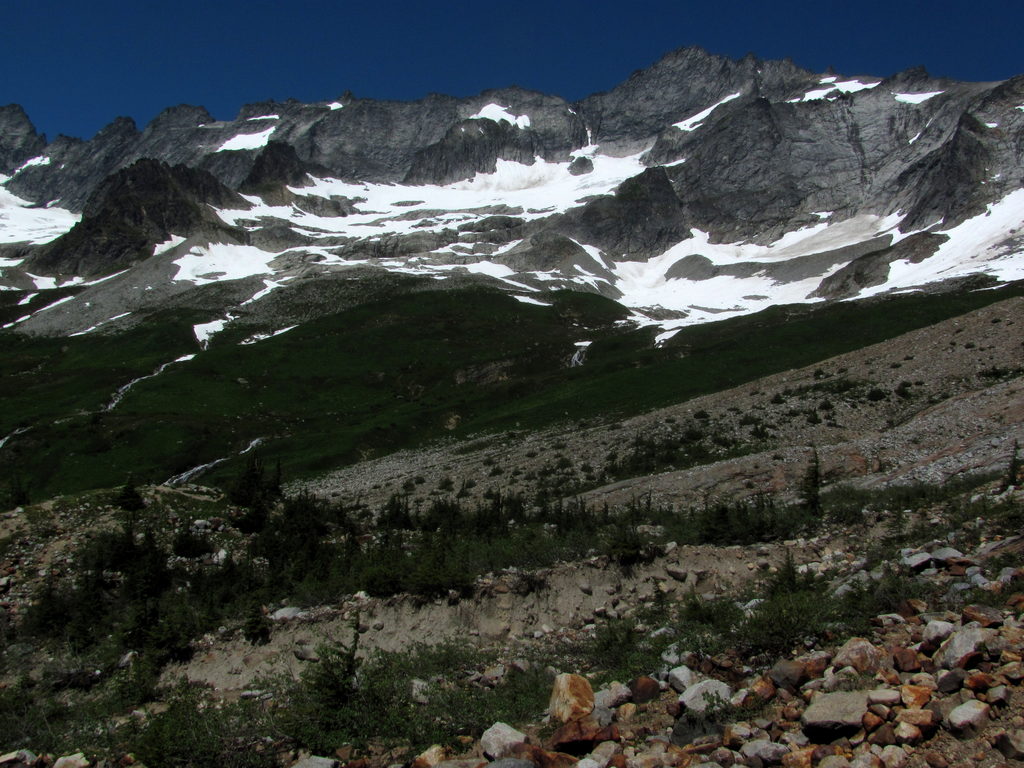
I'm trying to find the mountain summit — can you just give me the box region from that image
[1,46,1022,340]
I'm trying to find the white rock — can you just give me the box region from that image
[922,620,955,645]
[947,700,990,731]
[481,721,528,759]
[667,665,699,692]
[680,679,732,713]
[879,745,908,768]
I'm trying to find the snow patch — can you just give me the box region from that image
[328,101,344,110]
[173,243,278,284]
[247,114,279,121]
[512,295,552,306]
[17,292,36,305]
[153,235,186,256]
[193,319,227,347]
[789,80,879,102]
[0,184,80,244]
[239,326,297,345]
[894,91,943,104]
[673,92,742,131]
[470,104,531,129]
[216,126,276,152]
[859,187,1024,296]
[14,155,51,173]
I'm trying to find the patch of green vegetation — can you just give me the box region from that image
[3,281,1022,500]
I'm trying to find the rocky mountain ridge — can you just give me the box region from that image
[1,46,1023,343]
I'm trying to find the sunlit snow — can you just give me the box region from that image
[153,235,186,256]
[217,152,647,243]
[13,155,51,173]
[0,183,80,244]
[173,243,279,284]
[788,80,880,102]
[894,91,943,104]
[470,104,531,129]
[859,188,1024,296]
[247,114,279,121]
[673,92,742,131]
[194,318,227,347]
[216,126,276,152]
[612,213,909,327]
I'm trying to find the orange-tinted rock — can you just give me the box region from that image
[862,711,884,731]
[628,675,661,704]
[510,743,579,768]
[549,674,595,723]
[781,747,815,768]
[964,672,997,691]
[962,604,1004,628]
[410,745,448,768]
[802,652,831,680]
[899,684,931,709]
[750,675,777,700]
[892,647,921,672]
[895,708,939,732]
[607,755,628,768]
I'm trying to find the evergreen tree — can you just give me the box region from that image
[801,447,822,515]
[1002,440,1020,492]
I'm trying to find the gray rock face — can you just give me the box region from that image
[557,167,690,261]
[26,159,248,278]
[0,104,46,174]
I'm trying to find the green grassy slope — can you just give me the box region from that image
[1,279,1021,500]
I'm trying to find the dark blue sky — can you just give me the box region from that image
[5,0,1021,142]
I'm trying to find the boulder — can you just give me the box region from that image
[482,722,529,759]
[947,700,990,731]
[411,746,448,768]
[832,638,889,674]
[594,681,631,709]
[668,665,699,692]
[548,717,620,756]
[879,745,907,768]
[899,684,931,709]
[995,730,1024,760]
[801,691,869,740]
[921,620,955,648]
[769,659,807,690]
[932,625,995,669]
[680,679,732,713]
[628,675,661,704]
[549,673,595,723]
[53,756,90,768]
[739,739,790,764]
[961,604,1003,627]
